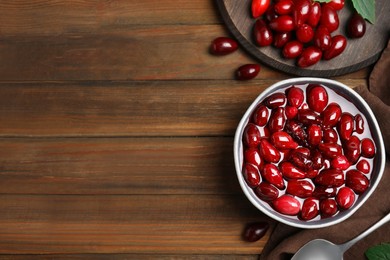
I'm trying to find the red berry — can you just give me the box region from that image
[356,159,370,174]
[255,182,279,201]
[243,163,261,188]
[343,135,361,164]
[322,128,339,143]
[320,198,338,217]
[254,19,274,47]
[252,105,269,127]
[283,41,304,59]
[269,15,295,32]
[318,143,343,159]
[300,197,319,220]
[273,31,292,48]
[307,124,322,146]
[242,222,270,242]
[354,114,364,134]
[313,186,337,199]
[279,161,306,179]
[306,169,319,179]
[286,86,304,107]
[346,169,369,194]
[293,0,311,26]
[336,187,355,210]
[259,139,281,163]
[273,195,301,215]
[262,163,285,189]
[236,64,261,81]
[265,4,278,22]
[320,4,339,33]
[307,84,328,113]
[286,179,314,198]
[314,168,344,187]
[296,24,314,43]
[322,103,342,128]
[285,106,298,119]
[252,0,271,18]
[270,131,298,149]
[361,138,376,158]
[268,107,286,133]
[326,0,345,11]
[244,148,265,170]
[274,0,294,15]
[338,112,354,140]
[265,92,287,109]
[323,35,347,60]
[347,12,366,38]
[331,154,350,170]
[243,123,261,148]
[313,26,332,51]
[297,46,322,67]
[297,109,322,125]
[307,2,321,27]
[210,37,238,55]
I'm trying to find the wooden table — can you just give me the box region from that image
[0,1,369,259]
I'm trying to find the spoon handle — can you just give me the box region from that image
[339,212,390,253]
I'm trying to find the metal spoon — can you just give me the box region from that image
[291,212,390,260]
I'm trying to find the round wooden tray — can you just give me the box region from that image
[216,0,390,77]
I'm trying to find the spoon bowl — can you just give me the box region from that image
[291,212,390,260]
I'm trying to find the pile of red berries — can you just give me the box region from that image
[241,83,376,220]
[252,0,366,67]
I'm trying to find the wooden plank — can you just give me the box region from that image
[0,137,242,195]
[0,0,219,35]
[0,194,273,254]
[0,254,260,259]
[0,79,366,137]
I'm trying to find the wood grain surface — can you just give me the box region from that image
[0,0,372,258]
[217,0,390,77]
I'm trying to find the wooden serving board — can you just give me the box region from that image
[216,0,390,77]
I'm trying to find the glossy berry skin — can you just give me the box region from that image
[313,186,337,199]
[297,46,322,67]
[210,37,238,55]
[346,169,369,194]
[242,222,270,242]
[243,163,261,188]
[262,163,285,189]
[318,143,343,159]
[286,86,304,107]
[307,124,322,147]
[300,197,319,220]
[320,5,339,33]
[252,0,271,18]
[274,0,294,15]
[361,138,376,158]
[283,41,303,59]
[244,148,265,170]
[307,2,321,27]
[268,107,286,133]
[270,131,298,149]
[297,109,322,125]
[273,195,301,215]
[269,15,295,32]
[285,106,298,119]
[236,64,260,80]
[343,136,361,164]
[296,24,314,43]
[323,128,338,143]
[293,0,311,26]
[323,35,347,60]
[252,105,269,127]
[354,114,364,134]
[338,112,354,140]
[273,32,292,48]
[243,123,261,148]
[336,187,355,210]
[286,179,314,198]
[255,182,279,201]
[322,103,342,128]
[314,168,344,187]
[254,19,274,47]
[311,150,324,170]
[279,161,306,179]
[326,0,345,11]
[259,139,281,163]
[314,26,332,51]
[347,13,366,38]
[265,93,287,108]
[320,198,338,218]
[331,154,350,170]
[265,4,278,22]
[356,159,370,174]
[307,84,328,113]
[306,169,319,179]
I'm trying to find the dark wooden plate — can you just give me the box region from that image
[216,0,390,77]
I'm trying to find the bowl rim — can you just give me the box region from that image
[233,77,386,229]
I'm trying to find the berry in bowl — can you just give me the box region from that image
[234,77,385,228]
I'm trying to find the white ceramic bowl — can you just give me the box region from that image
[234,77,386,229]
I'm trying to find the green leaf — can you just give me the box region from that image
[313,0,331,2]
[365,243,390,260]
[351,0,376,24]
